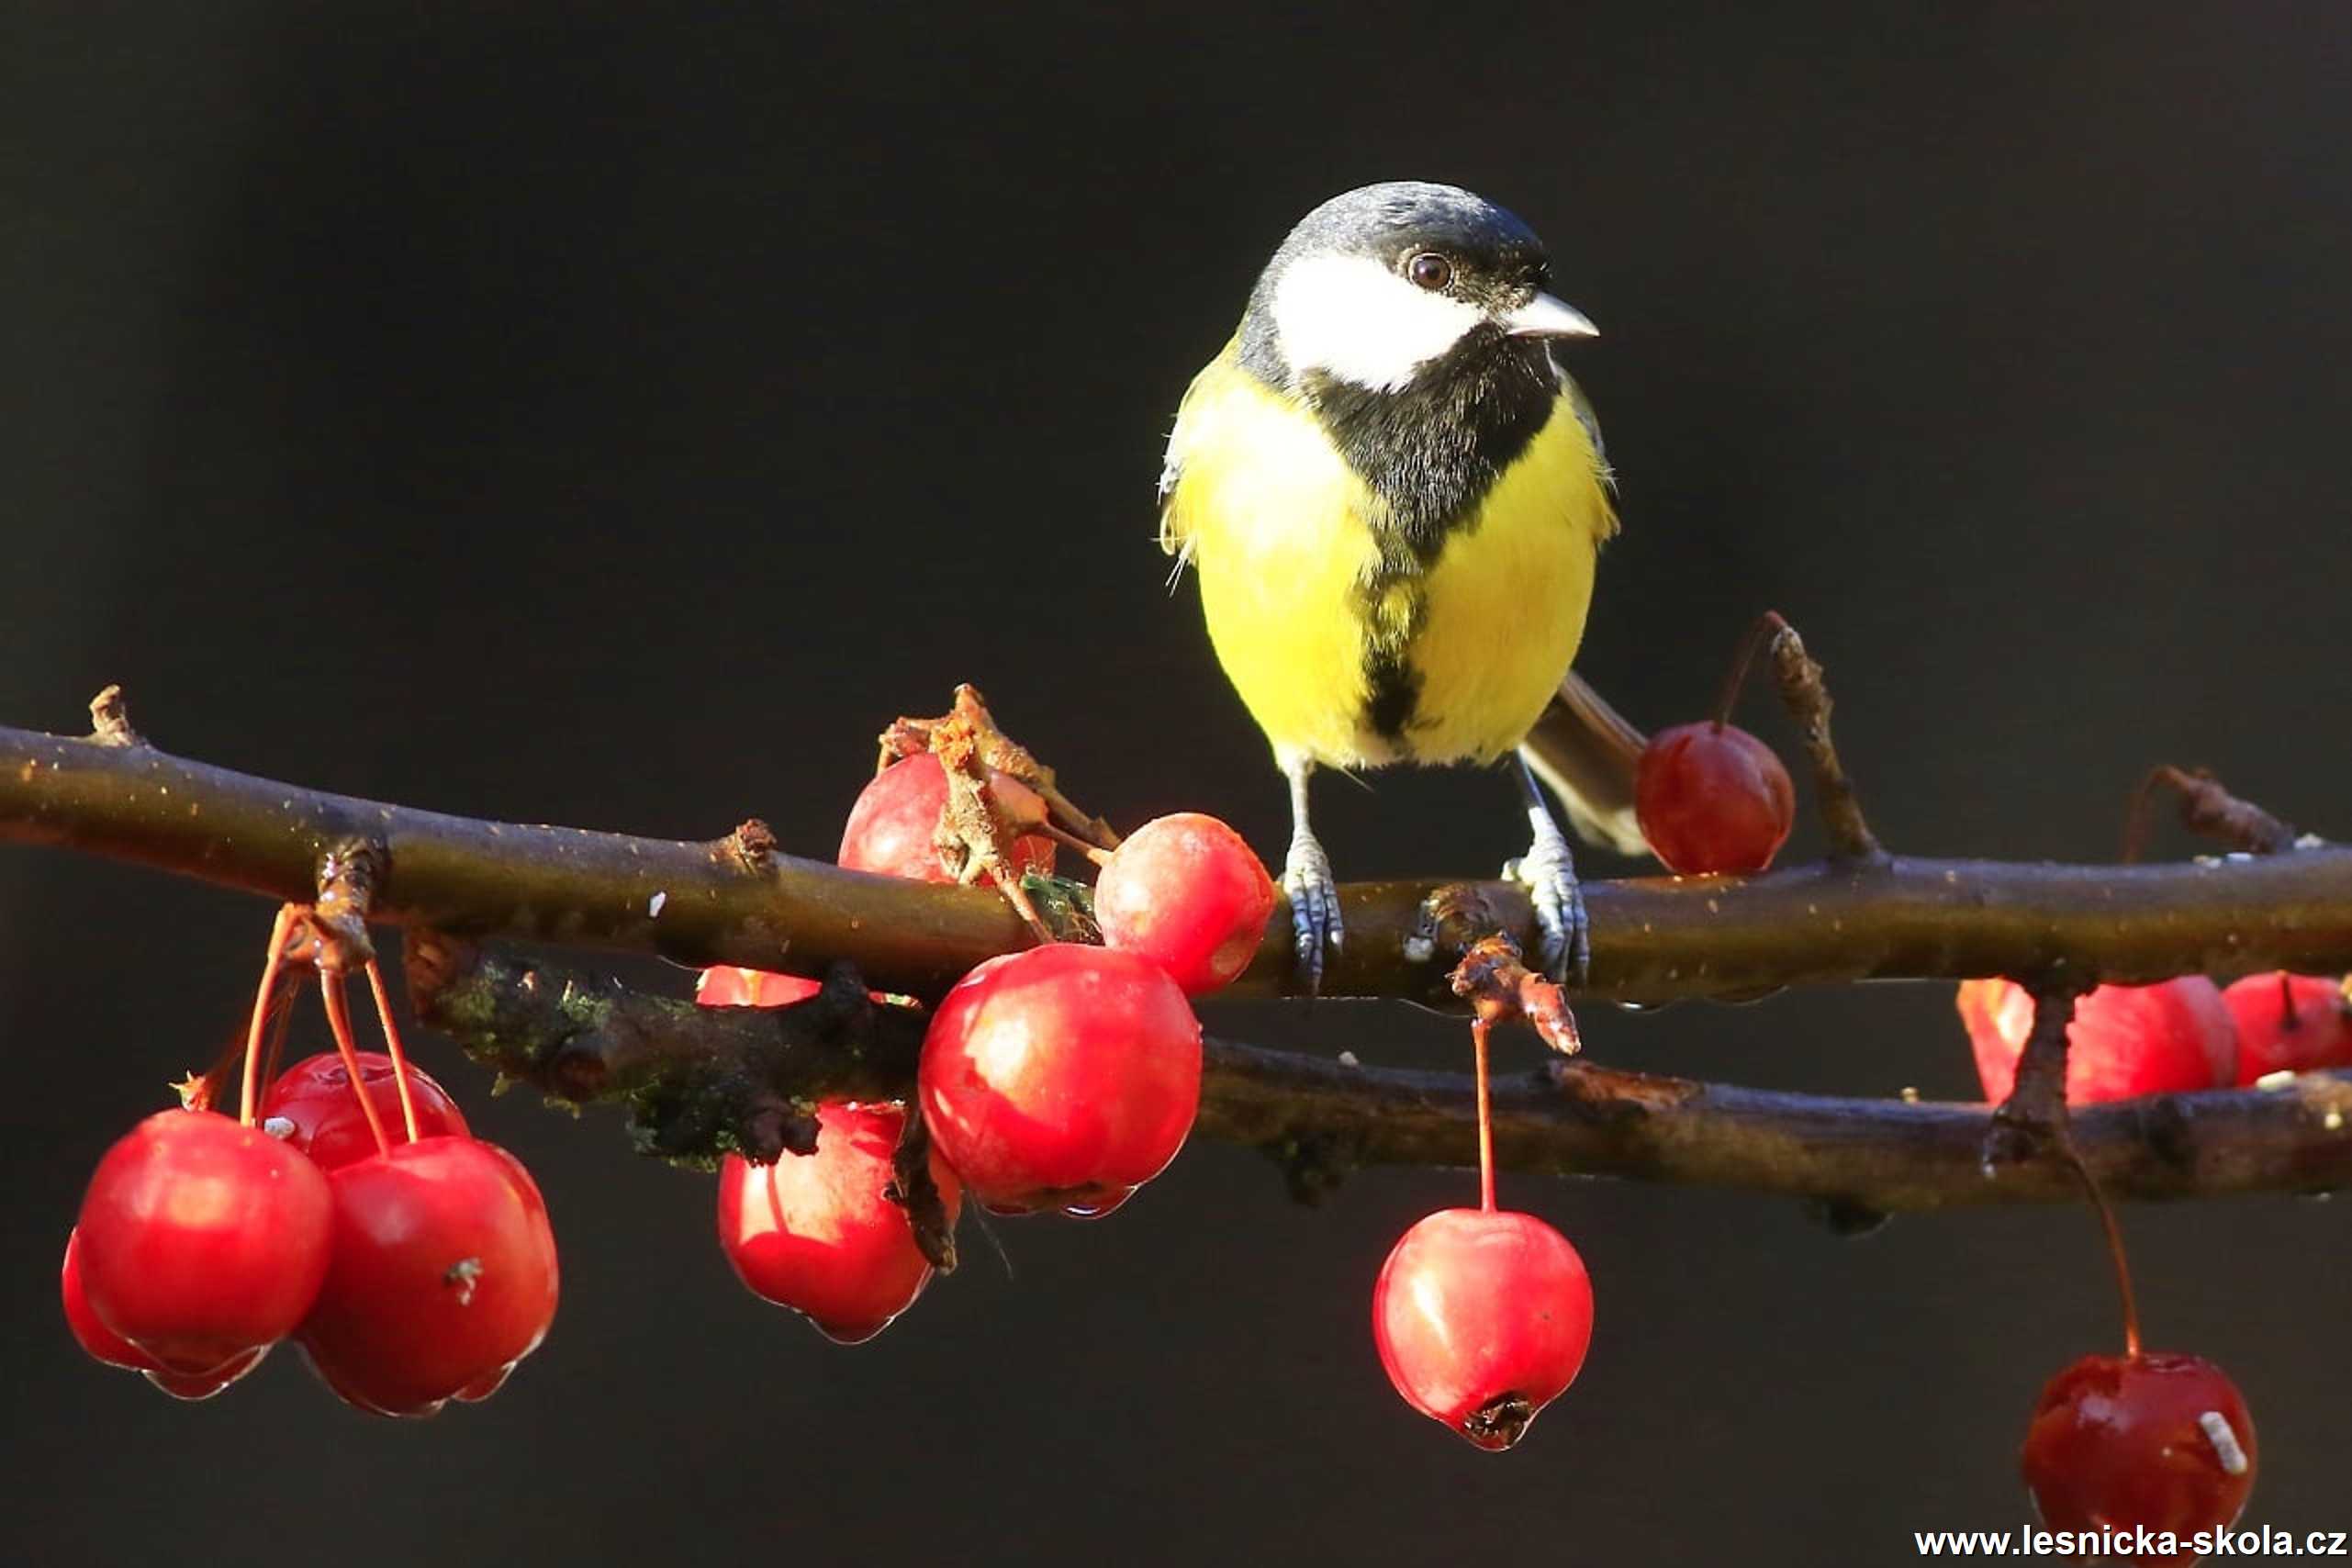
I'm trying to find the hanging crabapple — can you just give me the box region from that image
[1373,1208,1595,1451]
[918,944,1202,1215]
[839,753,1056,884]
[64,1230,273,1400]
[2222,971,2352,1082]
[263,1050,470,1171]
[2022,1352,2256,1562]
[297,1136,558,1417]
[1635,721,1797,874]
[1094,812,1275,995]
[61,1229,157,1372]
[75,1108,333,1375]
[717,1101,961,1343]
[1956,977,2237,1104]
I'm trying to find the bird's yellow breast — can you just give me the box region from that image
[1162,351,1612,770]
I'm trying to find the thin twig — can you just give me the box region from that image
[1985,986,2085,1167]
[2122,764,2302,862]
[886,1114,959,1273]
[1758,614,1884,864]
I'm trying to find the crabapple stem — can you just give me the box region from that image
[364,958,423,1143]
[319,972,394,1159]
[1039,819,1114,868]
[260,969,295,1100]
[1473,1016,1496,1214]
[237,904,299,1126]
[2067,1150,2144,1359]
[1712,610,1791,733]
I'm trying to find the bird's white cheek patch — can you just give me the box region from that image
[1271,253,1484,393]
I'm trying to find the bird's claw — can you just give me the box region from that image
[1506,821,1587,987]
[1282,834,1345,994]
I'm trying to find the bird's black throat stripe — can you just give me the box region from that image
[1294,331,1562,746]
[1302,330,1560,558]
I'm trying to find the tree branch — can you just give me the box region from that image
[402,934,2352,1212]
[6,714,2352,1006]
[11,703,2352,1210]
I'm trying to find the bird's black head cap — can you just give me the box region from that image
[1240,182,1553,379]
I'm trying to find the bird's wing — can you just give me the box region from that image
[1560,366,1618,504]
[1157,340,1244,565]
[1522,672,1652,856]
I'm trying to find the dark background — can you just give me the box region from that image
[6,5,2349,1563]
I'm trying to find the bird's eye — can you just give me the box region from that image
[1406,252,1453,291]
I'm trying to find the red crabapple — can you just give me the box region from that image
[1095,812,1275,995]
[918,944,1202,1215]
[2022,1352,2256,1563]
[1956,978,2237,1104]
[1373,1208,1595,1451]
[716,1101,961,1343]
[2222,972,2352,1082]
[696,966,823,1007]
[297,1136,558,1417]
[262,1051,470,1172]
[1634,722,1797,875]
[839,753,1056,885]
[75,1109,333,1375]
[61,1228,158,1372]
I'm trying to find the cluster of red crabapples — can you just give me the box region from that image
[64,908,557,1415]
[1958,971,2352,1105]
[1639,615,2312,1550]
[1952,970,2336,1553]
[700,756,1261,1341]
[704,752,1598,1451]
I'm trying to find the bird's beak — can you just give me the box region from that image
[1503,292,1598,340]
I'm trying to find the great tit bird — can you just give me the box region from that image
[1158,181,1625,989]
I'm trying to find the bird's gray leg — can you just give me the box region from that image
[1281,756,1343,992]
[1506,747,1587,985]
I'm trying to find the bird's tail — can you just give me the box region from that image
[1520,672,1652,857]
